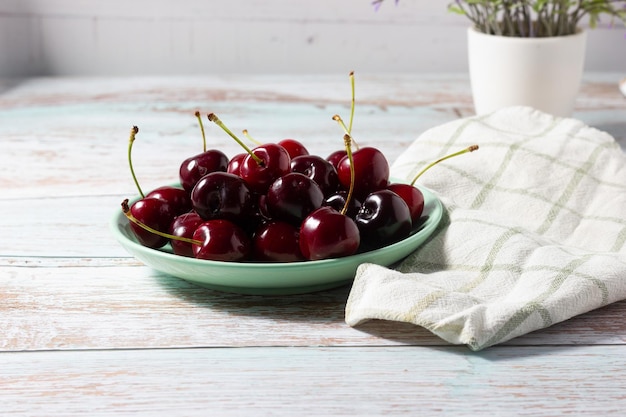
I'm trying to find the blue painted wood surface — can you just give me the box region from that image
[1,73,625,415]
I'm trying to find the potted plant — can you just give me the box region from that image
[373,1,626,117]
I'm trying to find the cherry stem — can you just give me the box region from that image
[332,115,360,150]
[127,126,145,199]
[195,111,207,152]
[121,199,202,246]
[341,134,356,216]
[207,113,264,166]
[348,70,355,134]
[242,129,262,146]
[410,145,480,186]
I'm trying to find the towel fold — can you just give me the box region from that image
[345,106,626,350]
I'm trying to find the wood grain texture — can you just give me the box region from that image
[2,263,626,352]
[1,73,625,415]
[2,345,626,416]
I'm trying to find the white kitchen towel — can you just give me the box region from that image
[345,106,626,350]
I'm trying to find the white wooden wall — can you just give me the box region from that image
[0,0,624,77]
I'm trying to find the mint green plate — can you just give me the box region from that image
[110,186,443,295]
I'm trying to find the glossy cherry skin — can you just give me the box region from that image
[299,206,360,261]
[337,147,390,200]
[386,183,425,225]
[190,172,254,223]
[169,211,204,257]
[240,143,291,193]
[192,219,251,262]
[355,189,412,251]
[179,149,229,192]
[322,191,361,219]
[266,172,324,226]
[290,155,339,197]
[278,139,309,159]
[326,150,347,169]
[146,185,191,217]
[129,197,176,249]
[227,153,246,177]
[252,221,304,262]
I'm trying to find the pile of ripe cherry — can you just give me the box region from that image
[122,74,476,263]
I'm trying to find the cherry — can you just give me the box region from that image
[278,139,309,159]
[326,150,347,169]
[355,189,412,251]
[386,183,424,225]
[239,143,291,194]
[337,146,390,200]
[299,207,360,260]
[122,198,175,249]
[179,149,229,193]
[146,185,191,217]
[256,193,273,222]
[266,172,324,226]
[388,144,479,225]
[124,202,250,262]
[190,172,254,223]
[192,220,251,261]
[290,155,339,196]
[227,153,246,176]
[299,134,360,260]
[169,211,204,257]
[252,221,304,262]
[208,113,291,193]
[323,191,361,219]
[124,126,177,248]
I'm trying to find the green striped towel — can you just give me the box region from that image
[345,106,626,350]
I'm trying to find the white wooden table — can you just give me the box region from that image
[1,73,625,416]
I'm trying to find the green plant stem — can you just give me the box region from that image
[195,111,207,152]
[332,115,360,150]
[438,0,626,37]
[410,145,479,186]
[127,126,145,199]
[121,199,202,245]
[341,134,356,216]
[348,71,355,135]
[207,113,264,166]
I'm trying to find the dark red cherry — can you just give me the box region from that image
[278,139,309,159]
[337,147,389,200]
[169,211,204,257]
[227,152,246,177]
[128,197,176,249]
[252,221,304,262]
[266,172,324,226]
[290,155,339,196]
[256,193,272,222]
[179,149,229,192]
[190,172,254,223]
[355,189,412,251]
[299,206,360,260]
[240,143,291,194]
[192,220,251,261]
[146,185,191,216]
[386,183,425,225]
[323,191,361,219]
[326,150,347,169]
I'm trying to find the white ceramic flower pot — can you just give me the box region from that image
[467,27,587,117]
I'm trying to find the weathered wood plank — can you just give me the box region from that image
[0,75,465,199]
[2,345,626,416]
[0,75,625,416]
[1,263,625,351]
[1,75,623,200]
